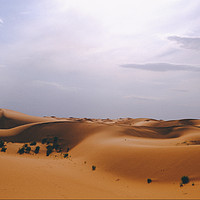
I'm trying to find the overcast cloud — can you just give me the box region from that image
[168,36,200,50]
[0,0,200,119]
[121,63,200,72]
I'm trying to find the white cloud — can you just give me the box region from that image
[32,80,79,92]
[121,63,200,72]
[168,36,200,51]
[0,18,3,24]
[123,95,160,101]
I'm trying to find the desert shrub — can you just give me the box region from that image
[92,165,96,171]
[53,136,58,143]
[42,138,47,144]
[25,146,31,153]
[0,140,5,148]
[53,143,59,149]
[46,145,53,156]
[66,147,70,152]
[30,141,37,146]
[34,146,40,154]
[18,147,25,154]
[56,146,62,153]
[1,147,7,152]
[23,144,28,148]
[53,144,62,153]
[180,183,183,187]
[147,178,152,184]
[63,153,68,158]
[181,176,189,184]
[192,183,195,186]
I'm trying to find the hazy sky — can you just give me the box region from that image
[0,0,200,119]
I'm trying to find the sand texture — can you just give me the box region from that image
[0,108,200,199]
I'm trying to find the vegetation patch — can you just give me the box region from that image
[17,147,25,154]
[181,176,189,184]
[15,136,69,158]
[25,146,31,153]
[41,138,47,144]
[30,141,37,146]
[17,144,32,154]
[34,146,40,154]
[41,136,68,156]
[0,140,5,148]
[63,153,68,158]
[147,178,152,184]
[46,145,54,156]
[0,140,7,152]
[1,147,7,152]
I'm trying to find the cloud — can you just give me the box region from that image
[32,80,79,92]
[120,63,200,72]
[168,36,200,50]
[123,95,159,101]
[0,18,3,24]
[156,49,179,58]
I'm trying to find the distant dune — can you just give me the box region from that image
[0,108,200,199]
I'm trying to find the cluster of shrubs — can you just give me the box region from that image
[41,136,65,156]
[17,142,40,155]
[0,140,7,152]
[180,176,190,187]
[14,136,70,158]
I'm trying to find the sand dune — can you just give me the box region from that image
[0,108,200,199]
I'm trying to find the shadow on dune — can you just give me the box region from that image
[1,120,106,151]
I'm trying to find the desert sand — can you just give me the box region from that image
[0,108,200,199]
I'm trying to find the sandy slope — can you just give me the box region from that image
[0,108,200,199]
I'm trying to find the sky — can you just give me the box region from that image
[0,0,200,120]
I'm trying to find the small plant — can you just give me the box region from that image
[46,145,53,156]
[53,143,59,149]
[53,144,62,152]
[92,165,96,171]
[34,146,40,154]
[66,147,70,152]
[147,178,152,184]
[25,146,31,153]
[181,176,189,184]
[42,138,47,144]
[30,141,37,146]
[23,144,28,148]
[18,147,25,154]
[192,183,195,186]
[63,153,68,158]
[53,136,58,143]
[56,146,62,153]
[0,140,5,148]
[1,147,7,152]
[180,183,183,187]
